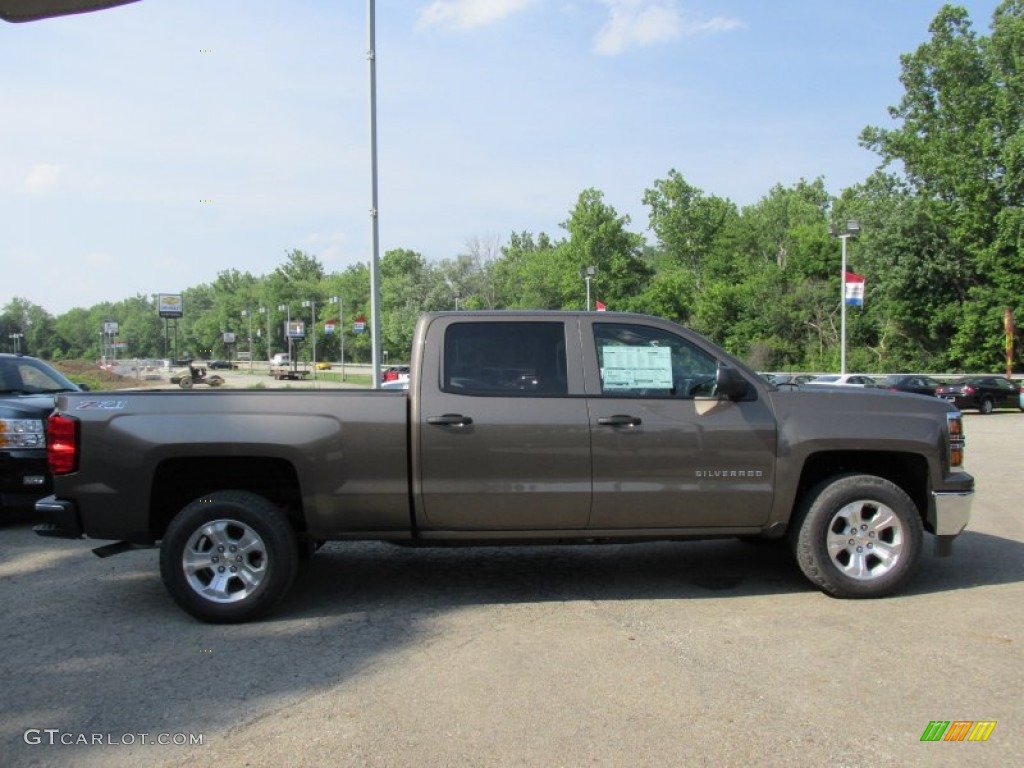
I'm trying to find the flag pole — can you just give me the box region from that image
[840,234,848,375]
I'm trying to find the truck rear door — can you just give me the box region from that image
[414,317,591,531]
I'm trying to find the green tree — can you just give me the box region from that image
[860,2,1024,369]
[560,188,651,310]
[643,170,739,287]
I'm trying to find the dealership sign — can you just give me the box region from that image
[158,294,184,318]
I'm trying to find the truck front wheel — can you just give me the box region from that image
[159,491,298,623]
[791,474,923,598]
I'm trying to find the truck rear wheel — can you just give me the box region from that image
[159,490,298,623]
[791,474,922,598]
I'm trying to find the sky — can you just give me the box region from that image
[0,0,1006,316]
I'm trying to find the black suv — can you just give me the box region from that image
[0,354,81,515]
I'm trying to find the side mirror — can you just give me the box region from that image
[716,365,749,400]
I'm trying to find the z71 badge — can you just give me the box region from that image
[76,400,127,410]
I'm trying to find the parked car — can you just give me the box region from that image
[315,361,332,370]
[206,360,235,370]
[883,375,943,397]
[1,354,82,515]
[766,373,816,387]
[808,374,878,387]
[934,376,1022,414]
[382,365,410,382]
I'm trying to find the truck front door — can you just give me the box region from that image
[415,318,591,531]
[584,319,776,530]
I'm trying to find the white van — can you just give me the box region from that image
[270,353,290,366]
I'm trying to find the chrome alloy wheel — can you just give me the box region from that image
[182,519,268,603]
[826,501,904,581]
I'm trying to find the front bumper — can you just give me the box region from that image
[930,488,974,537]
[0,452,51,513]
[33,496,84,539]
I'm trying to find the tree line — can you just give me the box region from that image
[3,3,1023,373]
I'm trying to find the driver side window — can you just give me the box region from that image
[594,323,718,398]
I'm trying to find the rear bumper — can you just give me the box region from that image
[33,496,84,539]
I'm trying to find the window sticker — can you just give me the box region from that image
[601,345,673,389]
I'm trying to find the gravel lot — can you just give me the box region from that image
[1,412,1020,767]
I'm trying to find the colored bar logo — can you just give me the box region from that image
[920,721,997,742]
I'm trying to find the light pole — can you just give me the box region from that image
[241,309,254,373]
[579,266,596,311]
[367,0,383,388]
[830,220,861,374]
[302,299,318,379]
[331,295,346,381]
[259,306,270,361]
[278,304,293,367]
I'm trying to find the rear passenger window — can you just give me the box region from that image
[443,322,568,396]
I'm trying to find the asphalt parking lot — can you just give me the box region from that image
[1,413,1021,767]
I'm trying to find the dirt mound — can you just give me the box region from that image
[52,360,147,390]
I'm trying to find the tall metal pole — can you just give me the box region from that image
[840,234,848,375]
[368,0,382,389]
[303,300,318,379]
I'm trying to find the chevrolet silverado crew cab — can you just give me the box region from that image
[35,312,974,623]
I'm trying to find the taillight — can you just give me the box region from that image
[963,386,975,395]
[946,412,965,469]
[47,413,79,475]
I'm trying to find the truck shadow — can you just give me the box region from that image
[286,528,1024,616]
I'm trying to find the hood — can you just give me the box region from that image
[0,392,60,420]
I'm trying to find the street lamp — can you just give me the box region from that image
[830,220,861,374]
[302,299,318,378]
[241,309,254,373]
[331,295,346,381]
[278,304,293,366]
[578,265,596,311]
[259,306,270,361]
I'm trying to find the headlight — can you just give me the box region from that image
[0,418,46,448]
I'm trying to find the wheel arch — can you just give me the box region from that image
[792,450,929,529]
[149,456,304,540]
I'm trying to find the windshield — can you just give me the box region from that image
[0,357,79,395]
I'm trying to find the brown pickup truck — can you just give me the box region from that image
[35,311,974,622]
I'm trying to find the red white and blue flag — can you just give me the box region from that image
[844,272,865,306]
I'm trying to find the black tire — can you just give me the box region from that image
[160,490,298,623]
[979,398,994,415]
[179,377,193,390]
[208,375,224,387]
[791,474,923,598]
